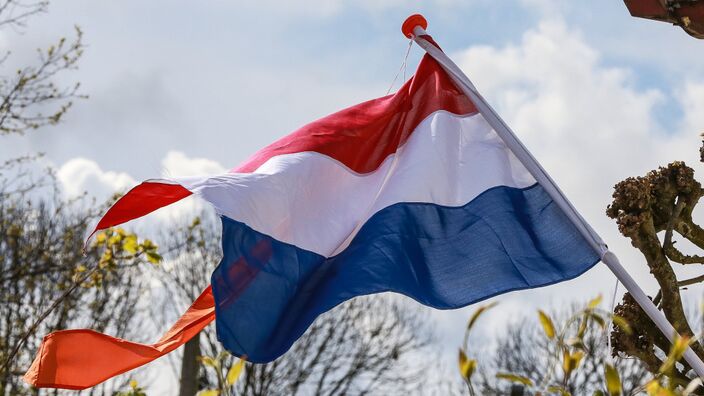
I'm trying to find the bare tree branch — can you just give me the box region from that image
[0,1,47,30]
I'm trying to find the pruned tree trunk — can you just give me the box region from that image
[179,332,201,396]
[608,137,704,384]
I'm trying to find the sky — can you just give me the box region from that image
[3,0,704,393]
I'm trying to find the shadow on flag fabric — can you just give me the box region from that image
[25,36,600,389]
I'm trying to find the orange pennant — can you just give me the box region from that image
[24,286,215,390]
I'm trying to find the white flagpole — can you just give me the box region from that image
[403,17,704,378]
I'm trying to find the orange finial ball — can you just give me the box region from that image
[401,14,428,38]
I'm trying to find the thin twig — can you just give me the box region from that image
[0,249,143,374]
[653,274,704,307]
[0,263,99,374]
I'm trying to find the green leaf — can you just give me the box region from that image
[588,295,603,309]
[496,373,533,386]
[538,310,555,339]
[604,363,622,396]
[593,391,605,396]
[458,349,476,380]
[227,359,246,386]
[467,302,498,331]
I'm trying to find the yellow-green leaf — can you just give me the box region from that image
[563,350,584,377]
[538,310,555,339]
[227,359,246,386]
[108,234,122,246]
[572,351,584,366]
[565,337,586,350]
[660,335,691,374]
[458,349,476,380]
[198,356,219,368]
[589,313,606,329]
[562,349,571,375]
[122,235,138,254]
[646,380,677,396]
[146,251,163,264]
[217,351,230,362]
[611,315,632,335]
[196,390,219,396]
[604,363,622,396]
[467,302,498,331]
[129,379,138,389]
[577,318,588,338]
[496,373,533,386]
[141,239,156,250]
[588,295,603,309]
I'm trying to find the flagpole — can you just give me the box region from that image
[402,15,704,378]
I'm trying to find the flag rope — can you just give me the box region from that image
[386,39,413,95]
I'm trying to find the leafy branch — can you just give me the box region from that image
[0,24,85,135]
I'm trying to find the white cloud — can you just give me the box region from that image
[57,151,228,201]
[679,81,704,137]
[57,157,135,200]
[452,18,687,239]
[56,152,228,228]
[160,150,226,178]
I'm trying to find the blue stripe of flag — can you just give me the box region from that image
[210,183,600,362]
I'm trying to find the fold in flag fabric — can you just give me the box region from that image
[26,37,600,389]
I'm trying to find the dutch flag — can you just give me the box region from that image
[25,28,604,389]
